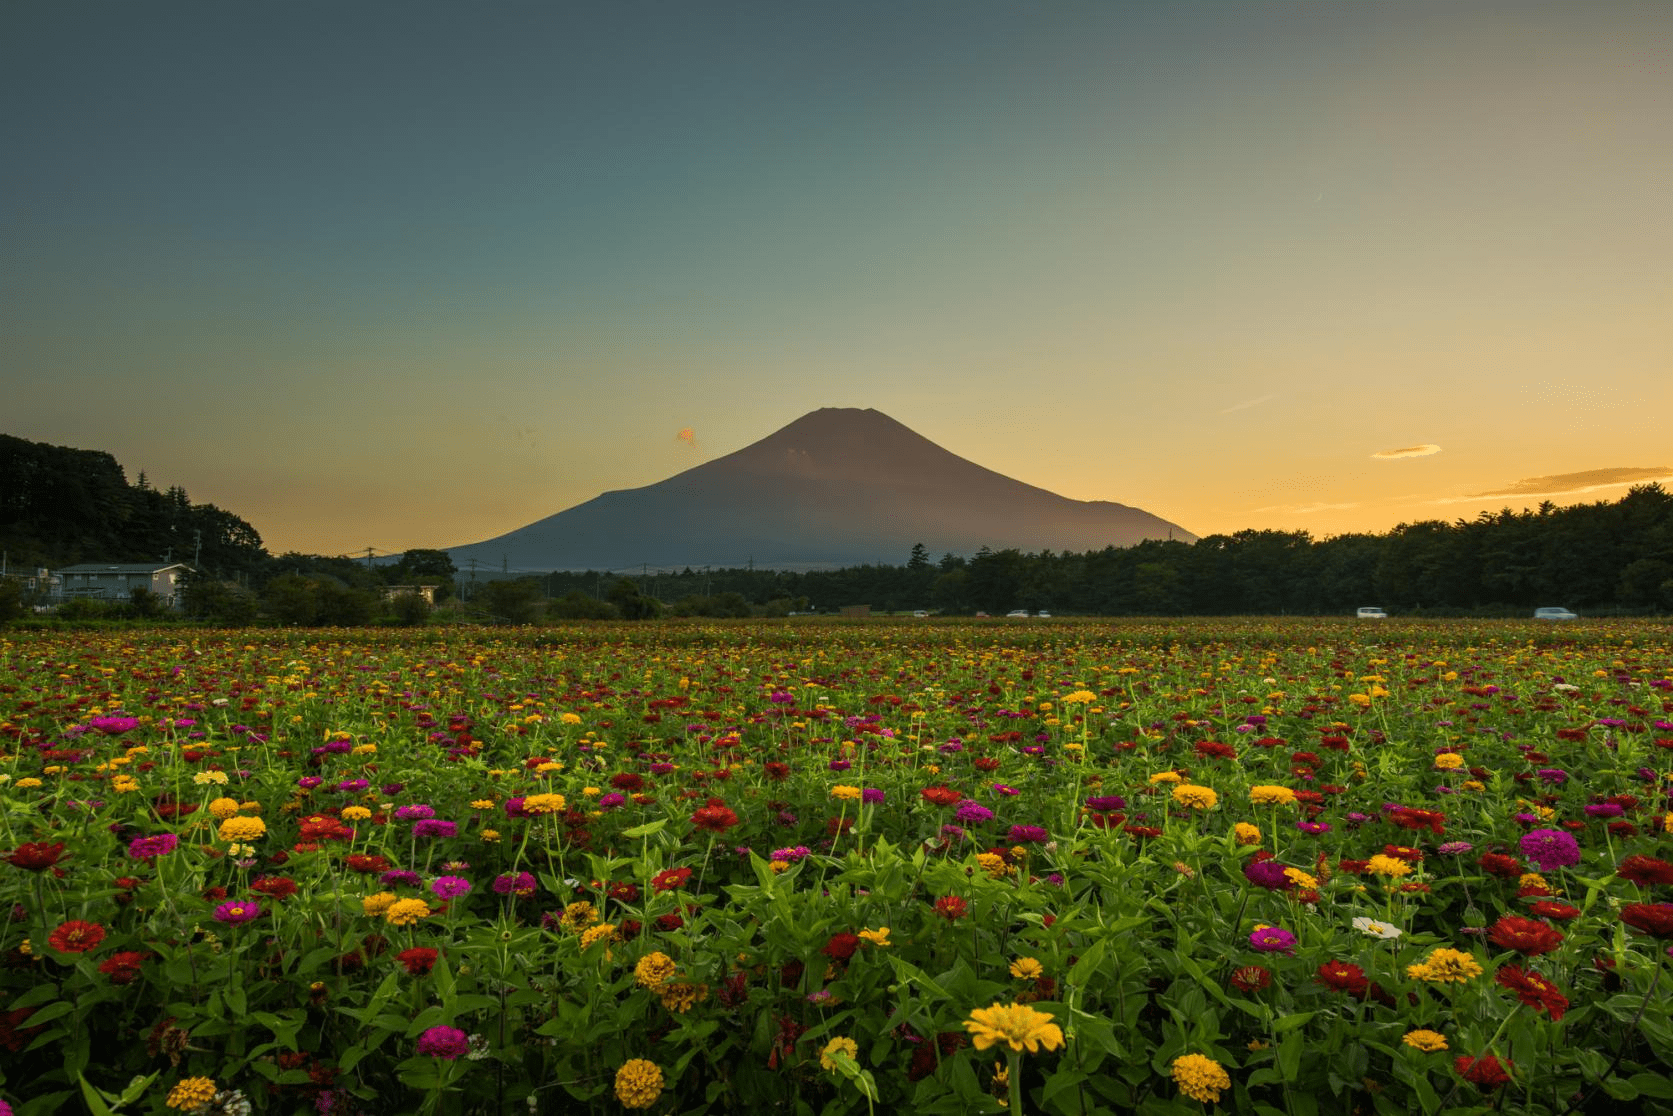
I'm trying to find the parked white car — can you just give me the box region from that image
[1006,609,1029,618]
[1533,607,1578,620]
[1356,607,1388,619]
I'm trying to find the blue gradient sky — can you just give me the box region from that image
[5,2,1670,558]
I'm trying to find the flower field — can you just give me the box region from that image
[2,619,1671,1116]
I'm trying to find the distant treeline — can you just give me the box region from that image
[3,432,1669,623]
[492,485,1673,618]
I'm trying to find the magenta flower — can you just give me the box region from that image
[213,899,262,925]
[416,1025,470,1059]
[1007,824,1049,843]
[394,804,436,820]
[1249,927,1297,954]
[1520,829,1581,870]
[954,800,994,824]
[431,876,472,899]
[127,833,179,860]
[861,787,885,804]
[492,871,536,897]
[412,820,458,838]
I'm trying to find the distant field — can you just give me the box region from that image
[2,621,1670,1115]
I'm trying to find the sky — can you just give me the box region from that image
[4,1,1670,560]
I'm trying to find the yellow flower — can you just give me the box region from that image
[1365,854,1412,878]
[15,777,42,789]
[165,1076,218,1111]
[111,775,140,793]
[1233,822,1262,846]
[1060,690,1096,705]
[859,927,891,947]
[1171,1053,1231,1104]
[523,793,566,815]
[614,1059,664,1109]
[1518,872,1548,891]
[964,1002,1064,1053]
[480,829,500,842]
[1283,867,1319,890]
[1249,785,1296,806]
[1009,957,1043,980]
[579,923,618,951]
[362,892,398,916]
[1402,1029,1448,1052]
[535,761,562,774]
[1461,780,1485,792]
[340,806,372,821]
[976,852,1012,879]
[559,901,598,932]
[384,898,431,926]
[830,785,862,801]
[217,816,266,842]
[656,981,706,1013]
[470,798,496,810]
[560,712,583,725]
[1433,753,1465,770]
[1172,784,1218,810]
[635,951,677,988]
[820,1035,859,1071]
[192,770,230,786]
[1405,947,1482,984]
[1148,771,1183,785]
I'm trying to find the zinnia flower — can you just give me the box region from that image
[1249,786,1297,806]
[1494,965,1569,1020]
[819,1036,859,1071]
[1317,961,1369,997]
[691,805,739,833]
[1620,902,1673,938]
[397,947,439,975]
[384,898,431,926]
[652,867,692,892]
[963,1002,1064,1053]
[165,1076,217,1111]
[1249,927,1297,954]
[614,1058,664,1108]
[1010,957,1044,980]
[1486,916,1564,956]
[1519,829,1580,871]
[635,952,677,988]
[1172,784,1218,810]
[1407,948,1483,984]
[6,841,67,871]
[213,900,261,925]
[1403,1029,1448,1052]
[416,1025,470,1059]
[1171,1053,1231,1104]
[430,876,472,899]
[1455,1053,1514,1090]
[47,920,106,954]
[216,816,265,843]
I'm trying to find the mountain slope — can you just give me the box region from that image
[447,408,1194,570]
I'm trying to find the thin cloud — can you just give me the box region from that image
[1465,466,1673,499]
[1371,444,1441,459]
[1219,394,1276,414]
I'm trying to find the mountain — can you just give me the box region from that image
[446,408,1195,571]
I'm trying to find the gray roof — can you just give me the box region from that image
[55,563,193,574]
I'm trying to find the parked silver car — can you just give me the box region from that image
[1533,607,1578,620]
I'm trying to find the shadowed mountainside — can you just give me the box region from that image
[446,408,1195,570]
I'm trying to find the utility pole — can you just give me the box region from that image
[366,547,375,571]
[193,530,203,569]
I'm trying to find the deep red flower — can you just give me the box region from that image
[250,876,299,901]
[655,912,685,932]
[691,805,739,833]
[607,881,640,903]
[1316,961,1369,997]
[345,854,392,874]
[763,762,791,782]
[1383,844,1423,863]
[1391,808,1447,835]
[98,950,148,985]
[933,895,968,921]
[4,841,66,872]
[821,932,860,962]
[47,919,106,954]
[971,757,1002,772]
[1617,855,1673,887]
[1524,900,1580,921]
[1194,741,1238,760]
[1487,916,1564,956]
[1455,1054,1514,1089]
[921,786,962,807]
[397,947,439,975]
[1229,966,1271,992]
[609,772,645,792]
[1494,966,1568,1021]
[1479,852,1523,879]
[652,867,692,892]
[1620,902,1673,938]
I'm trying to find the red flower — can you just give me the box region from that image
[1383,844,1423,863]
[655,913,685,932]
[98,950,148,985]
[1479,852,1523,879]
[4,841,66,872]
[250,876,299,901]
[691,805,739,833]
[821,932,860,962]
[921,786,962,807]
[1194,741,1237,760]
[1620,902,1673,938]
[652,867,692,892]
[1617,855,1673,887]
[47,919,106,954]
[397,947,439,975]
[1229,966,1271,992]
[1455,1054,1514,1090]
[1487,916,1564,956]
[345,854,392,874]
[1526,900,1581,921]
[934,895,969,921]
[971,757,1002,772]
[1494,966,1568,1021]
[609,772,645,792]
[1316,961,1369,997]
[1390,808,1447,835]
[763,762,790,782]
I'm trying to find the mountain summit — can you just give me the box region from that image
[447,408,1194,570]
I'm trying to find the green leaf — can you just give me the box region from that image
[621,819,667,838]
[77,1076,118,1116]
[1271,1011,1315,1034]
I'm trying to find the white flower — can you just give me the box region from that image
[1352,916,1403,940]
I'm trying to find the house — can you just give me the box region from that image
[53,563,194,608]
[382,584,439,605]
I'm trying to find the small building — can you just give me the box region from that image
[839,604,872,618]
[382,584,439,605]
[53,563,193,608]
